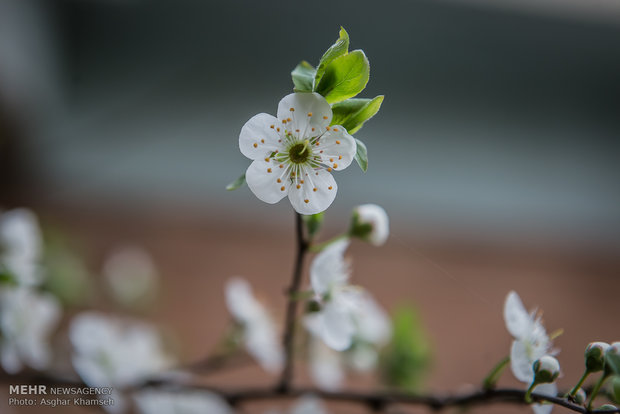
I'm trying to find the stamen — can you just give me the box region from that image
[290,107,295,111]
[267,168,272,173]
[326,126,331,131]
[279,164,284,168]
[330,158,334,162]
[327,168,332,172]
[270,125,275,129]
[296,184,301,189]
[339,155,342,160]
[280,186,286,191]
[304,199,309,203]
[300,180,304,184]
[261,139,265,143]
[313,188,317,192]
[311,127,315,132]
[277,178,282,183]
[333,128,338,132]
[328,186,333,190]
[336,140,341,144]
[333,163,338,168]
[323,116,328,120]
[253,143,258,148]
[277,128,280,132]
[265,157,270,162]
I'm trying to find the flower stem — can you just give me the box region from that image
[309,233,348,253]
[277,212,309,392]
[525,382,537,404]
[483,356,510,390]
[587,372,609,410]
[567,369,589,398]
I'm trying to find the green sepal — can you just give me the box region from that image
[607,347,620,375]
[354,138,368,172]
[331,96,384,134]
[303,212,324,238]
[315,50,370,104]
[226,173,246,191]
[0,267,17,286]
[314,27,350,89]
[291,60,316,93]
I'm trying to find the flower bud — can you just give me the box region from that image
[598,404,618,411]
[585,342,610,373]
[350,204,389,246]
[573,388,586,405]
[533,355,560,384]
[605,342,620,375]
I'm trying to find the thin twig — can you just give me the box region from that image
[277,212,309,392]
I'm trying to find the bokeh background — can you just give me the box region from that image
[1,0,619,413]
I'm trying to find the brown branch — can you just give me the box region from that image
[277,212,309,392]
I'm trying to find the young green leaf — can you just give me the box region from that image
[331,95,384,134]
[226,173,246,191]
[315,50,370,104]
[354,138,368,172]
[291,60,316,93]
[314,27,349,89]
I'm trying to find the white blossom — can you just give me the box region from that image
[309,338,344,391]
[225,277,283,373]
[240,92,356,215]
[265,395,329,414]
[504,291,557,414]
[352,204,389,246]
[0,208,44,286]
[70,312,172,413]
[0,287,61,373]
[305,239,391,352]
[103,245,158,306]
[134,389,232,414]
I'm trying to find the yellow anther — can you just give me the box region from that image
[277,178,282,183]
[328,186,333,190]
[282,120,287,124]
[326,126,331,131]
[253,143,258,148]
[304,199,309,203]
[267,168,272,173]
[333,128,338,132]
[308,112,313,117]
[280,186,286,191]
[279,164,284,168]
[287,117,292,122]
[323,116,328,120]
[333,163,338,168]
[300,180,304,184]
[339,155,342,160]
[327,168,332,172]
[290,107,295,112]
[329,158,334,162]
[311,127,315,132]
[336,140,341,144]
[320,150,323,153]
[296,184,301,189]
[313,188,317,192]
[265,157,270,162]
[295,129,300,133]
[270,125,274,129]
[277,128,280,132]
[261,139,265,143]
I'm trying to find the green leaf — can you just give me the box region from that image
[314,27,349,89]
[315,50,370,104]
[380,306,432,391]
[226,173,246,191]
[331,95,384,134]
[354,138,368,172]
[291,60,316,93]
[0,267,16,286]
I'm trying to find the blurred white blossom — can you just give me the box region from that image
[265,395,329,414]
[240,92,356,215]
[309,338,344,391]
[0,208,44,286]
[0,287,61,373]
[103,245,158,307]
[306,239,391,352]
[351,204,389,246]
[225,277,283,373]
[504,291,558,414]
[134,389,233,414]
[70,312,172,413]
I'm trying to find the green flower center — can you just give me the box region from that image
[288,141,311,164]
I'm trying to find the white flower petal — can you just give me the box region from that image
[310,238,350,296]
[355,293,391,345]
[504,291,531,339]
[134,389,233,414]
[320,300,355,351]
[225,277,261,322]
[532,382,557,414]
[290,395,329,414]
[246,159,290,204]
[0,208,42,260]
[1,342,22,374]
[239,113,282,160]
[316,127,356,171]
[288,169,337,215]
[510,339,535,383]
[310,339,344,391]
[277,93,332,138]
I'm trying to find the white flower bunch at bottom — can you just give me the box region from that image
[305,239,391,352]
[0,287,61,373]
[134,389,232,414]
[225,277,284,373]
[70,312,173,413]
[264,395,329,414]
[0,208,44,286]
[309,337,344,391]
[504,291,558,414]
